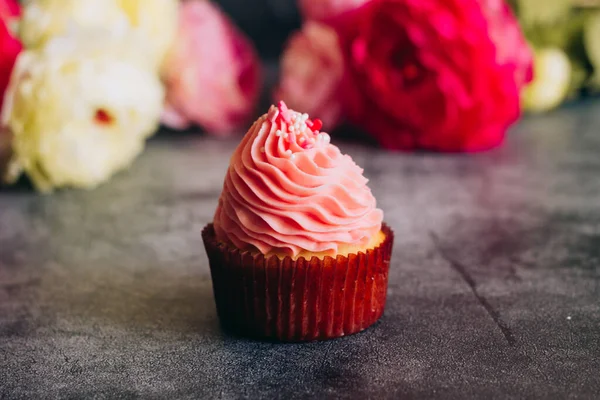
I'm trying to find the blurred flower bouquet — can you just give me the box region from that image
[278,0,534,151]
[0,0,261,192]
[278,0,600,151]
[2,0,600,193]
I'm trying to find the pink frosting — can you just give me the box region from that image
[213,101,383,258]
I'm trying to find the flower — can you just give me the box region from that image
[484,0,534,88]
[1,0,21,111]
[0,0,20,174]
[18,0,177,71]
[18,0,128,49]
[274,22,344,131]
[0,0,19,24]
[161,0,261,134]
[334,0,533,152]
[523,48,571,113]
[115,0,178,70]
[299,0,371,22]
[1,31,164,192]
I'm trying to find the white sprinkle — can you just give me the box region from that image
[285,149,292,155]
[317,133,323,141]
[260,147,265,153]
[299,136,305,143]
[290,154,296,160]
[283,133,289,139]
[302,113,309,120]
[324,135,330,143]
[567,316,572,320]
[276,130,282,137]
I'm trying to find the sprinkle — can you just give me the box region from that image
[290,154,296,160]
[283,133,289,139]
[317,133,323,141]
[276,130,282,137]
[299,136,305,143]
[278,101,292,123]
[309,118,323,132]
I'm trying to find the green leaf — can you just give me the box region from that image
[584,11,600,71]
[522,11,586,51]
[515,0,571,26]
[567,59,589,97]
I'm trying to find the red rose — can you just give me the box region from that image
[299,0,371,22]
[334,0,532,152]
[0,0,21,113]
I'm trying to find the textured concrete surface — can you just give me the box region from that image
[1,102,600,399]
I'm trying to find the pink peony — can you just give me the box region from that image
[274,22,344,131]
[0,0,21,113]
[299,0,371,22]
[484,0,534,87]
[161,0,261,135]
[334,0,533,152]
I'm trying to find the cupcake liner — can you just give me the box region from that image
[202,223,394,342]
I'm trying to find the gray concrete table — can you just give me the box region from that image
[1,101,599,399]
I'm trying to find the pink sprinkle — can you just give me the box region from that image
[277,101,292,123]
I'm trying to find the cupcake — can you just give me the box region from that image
[202,101,393,341]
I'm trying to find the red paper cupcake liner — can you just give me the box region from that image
[202,224,394,342]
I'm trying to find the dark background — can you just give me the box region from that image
[215,0,301,59]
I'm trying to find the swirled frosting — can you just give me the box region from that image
[213,101,383,259]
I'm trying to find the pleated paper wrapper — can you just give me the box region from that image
[202,223,394,342]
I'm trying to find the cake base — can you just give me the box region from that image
[202,223,394,342]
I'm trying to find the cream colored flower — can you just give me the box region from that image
[116,0,178,70]
[18,0,177,71]
[19,0,129,49]
[1,32,164,192]
[523,48,571,113]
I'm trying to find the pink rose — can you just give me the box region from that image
[274,22,344,131]
[161,0,261,135]
[0,0,21,113]
[334,0,533,152]
[484,0,533,87]
[299,0,371,22]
